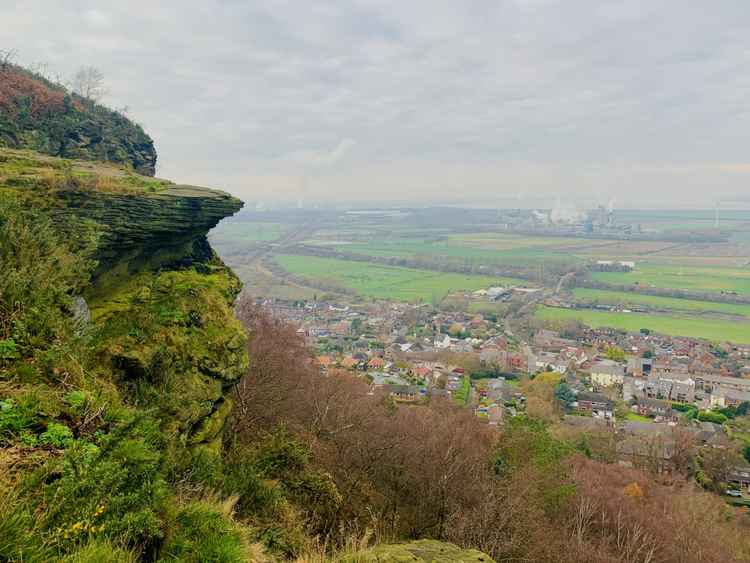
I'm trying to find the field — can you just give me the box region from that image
[572,288,750,317]
[536,305,750,344]
[318,238,566,265]
[590,263,750,296]
[207,208,750,343]
[231,261,318,301]
[274,254,524,302]
[310,231,750,271]
[208,221,284,255]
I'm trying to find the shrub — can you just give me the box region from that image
[161,502,247,563]
[39,421,74,447]
[0,397,38,444]
[0,197,94,361]
[222,450,286,519]
[38,414,168,553]
[697,410,728,425]
[0,338,19,360]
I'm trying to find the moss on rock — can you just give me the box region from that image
[1,148,247,451]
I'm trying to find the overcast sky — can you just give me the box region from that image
[5,1,750,208]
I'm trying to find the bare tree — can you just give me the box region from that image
[0,48,17,70]
[72,66,107,102]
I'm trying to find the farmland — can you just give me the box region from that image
[274,254,524,302]
[536,305,750,344]
[206,206,750,344]
[572,288,750,317]
[208,221,284,255]
[590,263,750,296]
[318,237,572,266]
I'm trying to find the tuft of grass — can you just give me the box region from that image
[61,539,138,563]
[161,500,250,563]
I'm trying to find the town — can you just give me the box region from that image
[256,288,750,499]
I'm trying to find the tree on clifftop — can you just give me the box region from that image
[72,65,106,102]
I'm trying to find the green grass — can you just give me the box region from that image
[210,221,283,242]
[536,305,750,344]
[572,288,750,317]
[454,376,471,406]
[320,237,579,266]
[274,255,523,302]
[625,412,652,422]
[590,263,750,296]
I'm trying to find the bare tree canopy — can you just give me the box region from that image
[0,48,17,69]
[72,65,107,101]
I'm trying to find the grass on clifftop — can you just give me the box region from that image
[0,148,171,195]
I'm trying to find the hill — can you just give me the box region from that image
[2,65,749,563]
[0,62,156,175]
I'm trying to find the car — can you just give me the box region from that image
[725,489,743,497]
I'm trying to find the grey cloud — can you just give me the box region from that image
[4,0,750,207]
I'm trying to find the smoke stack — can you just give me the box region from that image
[715,200,720,228]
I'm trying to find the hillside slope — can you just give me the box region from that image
[0,63,156,175]
[0,146,494,562]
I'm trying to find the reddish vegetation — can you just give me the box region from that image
[0,66,74,117]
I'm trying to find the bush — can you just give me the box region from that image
[697,410,728,425]
[37,413,168,554]
[39,421,74,447]
[161,502,247,563]
[0,397,39,444]
[0,338,19,360]
[222,450,286,519]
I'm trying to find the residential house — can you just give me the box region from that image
[695,373,750,395]
[367,357,386,370]
[728,466,750,490]
[637,398,675,421]
[535,352,567,374]
[434,334,452,349]
[645,374,695,403]
[575,392,614,419]
[589,360,626,387]
[627,357,653,377]
[387,384,423,403]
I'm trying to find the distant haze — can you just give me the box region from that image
[6,1,750,208]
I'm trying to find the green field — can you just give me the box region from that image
[572,288,750,317]
[317,236,582,267]
[590,263,750,296]
[275,254,524,302]
[536,305,750,344]
[313,232,738,270]
[209,221,284,254]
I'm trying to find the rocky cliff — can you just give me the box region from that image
[0,64,157,175]
[0,147,246,452]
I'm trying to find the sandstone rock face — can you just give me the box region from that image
[0,147,247,451]
[77,185,247,451]
[53,184,243,273]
